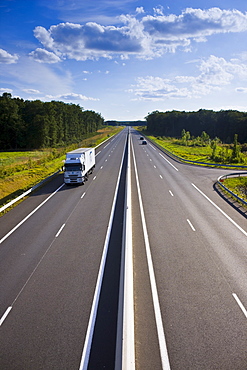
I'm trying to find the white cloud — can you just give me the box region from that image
[136,7,144,14]
[23,88,41,94]
[47,92,99,101]
[153,6,164,16]
[129,55,247,101]
[29,48,62,63]
[0,49,19,64]
[238,52,247,61]
[34,26,55,50]
[33,21,142,61]
[198,55,247,85]
[0,88,13,94]
[236,87,247,93]
[30,7,247,62]
[141,7,247,54]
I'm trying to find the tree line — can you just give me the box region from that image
[146,109,247,144]
[0,93,104,150]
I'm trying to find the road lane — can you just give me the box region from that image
[131,133,170,370]
[0,129,128,369]
[0,131,125,315]
[131,129,247,369]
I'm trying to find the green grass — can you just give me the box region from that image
[0,126,123,212]
[145,135,247,167]
[222,177,247,202]
[150,136,212,161]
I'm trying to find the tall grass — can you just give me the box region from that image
[223,177,247,202]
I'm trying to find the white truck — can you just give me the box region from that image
[64,147,95,185]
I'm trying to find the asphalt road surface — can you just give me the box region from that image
[0,127,246,369]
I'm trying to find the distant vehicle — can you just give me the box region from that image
[64,148,95,185]
[142,140,147,145]
[140,137,144,140]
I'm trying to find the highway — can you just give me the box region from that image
[0,127,246,369]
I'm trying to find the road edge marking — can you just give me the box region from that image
[191,183,247,237]
[159,153,178,171]
[0,184,65,244]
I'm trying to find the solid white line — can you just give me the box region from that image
[81,192,86,199]
[122,134,135,369]
[0,184,65,244]
[191,183,247,237]
[149,144,157,151]
[79,136,127,370]
[96,151,101,156]
[0,188,32,212]
[159,153,178,171]
[0,306,12,326]
[55,223,65,238]
[132,140,171,370]
[232,293,247,319]
[169,190,174,197]
[187,219,196,231]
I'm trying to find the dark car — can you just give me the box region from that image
[142,140,147,145]
[140,137,144,140]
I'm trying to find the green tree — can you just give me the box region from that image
[211,140,217,160]
[181,129,190,146]
[201,131,210,146]
[231,133,241,163]
[0,93,25,149]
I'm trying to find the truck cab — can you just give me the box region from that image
[64,148,95,185]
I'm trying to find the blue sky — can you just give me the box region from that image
[0,0,247,121]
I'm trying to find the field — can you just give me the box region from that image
[0,126,122,210]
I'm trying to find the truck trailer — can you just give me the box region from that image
[64,147,95,185]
